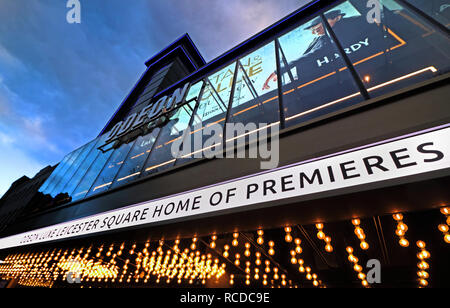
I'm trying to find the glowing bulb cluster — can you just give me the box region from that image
[223,245,230,258]
[438,207,450,244]
[190,237,198,250]
[232,232,239,247]
[255,252,261,266]
[0,238,231,288]
[265,260,271,273]
[351,219,369,250]
[315,223,333,252]
[210,235,217,249]
[416,241,430,287]
[244,243,251,257]
[268,241,275,256]
[257,229,264,245]
[346,246,369,288]
[289,238,303,265]
[296,258,322,287]
[284,226,293,243]
[393,213,409,247]
[234,253,240,266]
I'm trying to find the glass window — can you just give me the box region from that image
[141,99,197,175]
[326,0,450,98]
[86,140,136,197]
[405,0,450,27]
[185,80,204,102]
[175,63,236,164]
[228,41,280,125]
[70,141,115,202]
[48,139,97,197]
[111,127,160,188]
[41,147,84,195]
[38,151,74,194]
[62,136,105,200]
[225,42,281,149]
[276,8,364,128]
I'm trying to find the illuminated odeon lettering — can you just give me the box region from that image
[106,82,190,142]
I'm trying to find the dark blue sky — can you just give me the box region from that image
[0,0,309,196]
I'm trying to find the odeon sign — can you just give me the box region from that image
[105,82,191,144]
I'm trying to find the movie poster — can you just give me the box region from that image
[276,1,367,87]
[197,41,278,122]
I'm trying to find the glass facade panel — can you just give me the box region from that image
[86,140,136,197]
[176,62,236,164]
[48,140,97,197]
[111,127,161,188]
[276,8,363,128]
[405,0,450,27]
[224,42,281,151]
[142,100,197,175]
[185,80,204,102]
[326,0,450,98]
[228,41,280,125]
[38,151,74,194]
[62,137,105,200]
[41,147,84,196]
[71,142,114,202]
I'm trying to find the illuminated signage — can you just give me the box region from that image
[105,82,191,144]
[0,124,448,250]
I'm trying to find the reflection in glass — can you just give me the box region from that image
[111,128,160,188]
[176,62,236,164]
[71,141,114,202]
[62,137,105,199]
[49,140,97,197]
[225,42,281,151]
[228,41,280,125]
[142,100,197,175]
[326,0,449,98]
[39,151,74,194]
[275,7,363,128]
[405,0,450,28]
[185,80,204,102]
[42,147,84,196]
[86,140,136,197]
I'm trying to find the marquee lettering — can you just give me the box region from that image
[105,82,191,143]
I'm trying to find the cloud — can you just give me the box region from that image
[143,0,312,60]
[0,44,23,69]
[0,131,14,145]
[0,77,61,162]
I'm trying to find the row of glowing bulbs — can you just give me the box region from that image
[2,208,448,287]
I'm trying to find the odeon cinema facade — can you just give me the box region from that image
[0,0,449,288]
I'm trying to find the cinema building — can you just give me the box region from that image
[0,0,449,288]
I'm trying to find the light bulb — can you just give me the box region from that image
[393,213,403,221]
[445,234,450,244]
[317,231,325,240]
[360,241,369,250]
[438,224,449,233]
[399,238,409,247]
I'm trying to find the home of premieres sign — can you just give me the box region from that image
[0,125,449,250]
